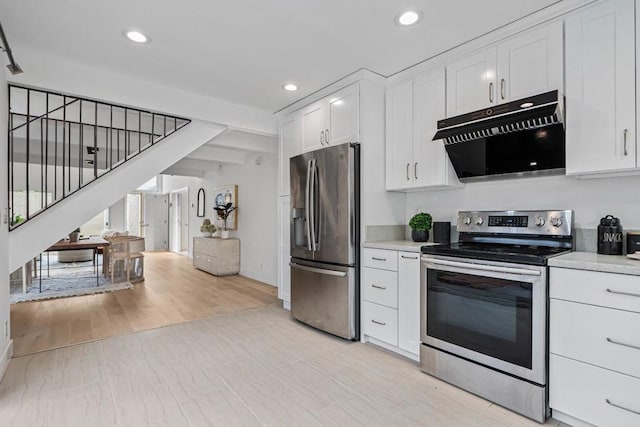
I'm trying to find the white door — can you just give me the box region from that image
[497,21,563,102]
[446,47,497,116]
[397,251,421,355]
[179,191,188,252]
[412,68,452,188]
[143,193,169,251]
[326,84,359,145]
[565,0,636,175]
[385,79,414,190]
[302,101,325,152]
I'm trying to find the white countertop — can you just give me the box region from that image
[548,251,640,276]
[363,240,441,253]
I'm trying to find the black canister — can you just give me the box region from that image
[598,215,623,255]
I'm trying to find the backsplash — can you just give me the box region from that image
[369,225,638,254]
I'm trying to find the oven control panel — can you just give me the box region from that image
[457,210,573,236]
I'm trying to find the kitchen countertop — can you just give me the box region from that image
[548,251,640,276]
[363,240,441,253]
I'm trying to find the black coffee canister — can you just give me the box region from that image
[433,221,451,244]
[598,215,623,255]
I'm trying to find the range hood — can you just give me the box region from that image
[433,91,565,182]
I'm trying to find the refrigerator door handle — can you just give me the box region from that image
[310,158,317,251]
[305,159,313,251]
[290,262,347,277]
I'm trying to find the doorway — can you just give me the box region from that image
[169,188,189,256]
[143,193,169,251]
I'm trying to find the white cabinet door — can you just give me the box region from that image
[413,68,455,188]
[446,48,497,117]
[565,0,636,175]
[397,251,421,355]
[302,101,325,153]
[327,84,359,145]
[385,80,414,190]
[277,196,291,306]
[278,113,300,196]
[496,21,563,102]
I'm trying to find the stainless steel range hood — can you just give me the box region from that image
[433,91,565,182]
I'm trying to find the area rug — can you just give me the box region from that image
[10,254,134,303]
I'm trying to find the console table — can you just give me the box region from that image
[193,237,240,276]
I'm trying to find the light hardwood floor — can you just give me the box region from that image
[0,304,566,426]
[10,251,277,356]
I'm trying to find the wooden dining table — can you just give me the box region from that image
[38,236,110,292]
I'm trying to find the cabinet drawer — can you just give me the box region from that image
[550,299,640,379]
[363,267,398,308]
[363,248,397,271]
[550,268,640,313]
[363,301,398,346]
[550,355,640,427]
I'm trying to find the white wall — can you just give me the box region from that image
[0,69,13,375]
[406,174,640,230]
[162,152,278,286]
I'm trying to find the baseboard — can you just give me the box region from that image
[0,339,14,382]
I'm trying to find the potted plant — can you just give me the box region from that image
[409,212,432,242]
[200,218,216,238]
[68,227,81,242]
[214,202,237,239]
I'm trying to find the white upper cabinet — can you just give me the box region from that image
[446,21,563,117]
[386,68,459,191]
[413,68,456,188]
[565,0,637,175]
[278,113,302,196]
[385,79,414,190]
[302,101,325,153]
[446,48,498,116]
[327,84,359,145]
[496,21,563,102]
[301,83,360,152]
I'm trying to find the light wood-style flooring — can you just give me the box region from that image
[1,304,566,426]
[10,251,277,356]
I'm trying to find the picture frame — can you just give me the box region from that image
[213,184,238,230]
[196,188,205,217]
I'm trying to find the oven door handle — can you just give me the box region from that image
[423,258,542,276]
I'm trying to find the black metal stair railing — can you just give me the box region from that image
[7,85,191,230]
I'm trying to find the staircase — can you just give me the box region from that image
[7,85,226,272]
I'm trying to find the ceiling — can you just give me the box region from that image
[1,0,560,112]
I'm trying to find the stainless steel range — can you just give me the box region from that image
[420,210,574,423]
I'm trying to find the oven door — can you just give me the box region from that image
[420,255,546,385]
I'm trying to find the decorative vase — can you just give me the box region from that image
[68,232,80,242]
[411,229,429,242]
[221,230,230,239]
[202,231,212,238]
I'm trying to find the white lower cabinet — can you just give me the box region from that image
[277,196,291,308]
[550,267,640,426]
[362,249,421,360]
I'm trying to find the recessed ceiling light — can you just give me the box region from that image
[396,10,423,27]
[283,83,298,92]
[125,30,150,44]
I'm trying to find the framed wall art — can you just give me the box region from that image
[212,184,238,230]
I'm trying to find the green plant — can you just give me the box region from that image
[214,203,237,231]
[200,218,217,233]
[10,214,24,226]
[71,228,80,233]
[409,212,432,231]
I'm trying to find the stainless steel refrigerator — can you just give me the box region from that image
[289,142,359,340]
